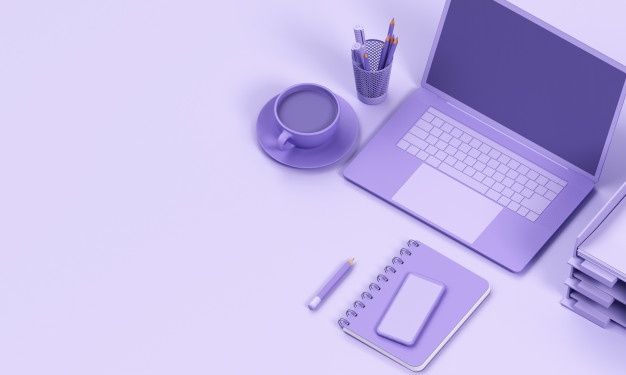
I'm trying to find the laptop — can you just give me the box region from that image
[344,0,626,272]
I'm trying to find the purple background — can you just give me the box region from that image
[1,0,625,374]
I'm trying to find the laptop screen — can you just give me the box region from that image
[426,0,626,175]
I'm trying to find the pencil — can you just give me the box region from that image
[378,35,391,70]
[387,17,395,37]
[384,36,398,68]
[308,258,355,310]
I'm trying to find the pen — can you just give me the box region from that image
[308,258,355,310]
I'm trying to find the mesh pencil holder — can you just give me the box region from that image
[352,39,392,105]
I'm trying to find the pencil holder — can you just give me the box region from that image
[352,39,392,105]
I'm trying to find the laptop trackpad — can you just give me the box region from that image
[392,164,502,243]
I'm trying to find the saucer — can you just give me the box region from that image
[257,94,360,169]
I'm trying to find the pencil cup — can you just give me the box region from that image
[352,39,392,105]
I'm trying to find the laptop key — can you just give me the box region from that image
[535,185,547,195]
[536,175,548,185]
[486,189,501,202]
[498,154,511,164]
[483,167,495,177]
[483,177,495,187]
[497,164,509,174]
[545,190,557,200]
[432,118,444,127]
[526,211,539,222]
[397,140,410,150]
[546,180,563,193]
[517,164,530,174]
[407,146,419,155]
[507,159,520,169]
[426,156,441,168]
[522,193,550,214]
[422,112,435,122]
[508,201,521,211]
[469,139,482,148]
[417,150,429,160]
[525,180,538,190]
[517,206,529,216]
[411,127,429,139]
[498,196,511,206]
[439,163,488,194]
[431,127,443,137]
[417,120,433,131]
[506,169,519,179]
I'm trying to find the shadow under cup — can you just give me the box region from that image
[274,84,341,149]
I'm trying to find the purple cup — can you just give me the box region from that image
[274,83,341,150]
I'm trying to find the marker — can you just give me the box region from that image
[354,25,365,44]
[308,258,355,310]
[351,42,363,65]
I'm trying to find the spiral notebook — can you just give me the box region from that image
[338,240,490,372]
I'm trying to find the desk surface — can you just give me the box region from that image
[2,0,626,374]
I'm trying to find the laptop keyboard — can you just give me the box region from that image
[396,107,567,222]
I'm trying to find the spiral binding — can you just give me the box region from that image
[338,240,420,329]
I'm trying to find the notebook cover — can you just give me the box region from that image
[339,240,490,372]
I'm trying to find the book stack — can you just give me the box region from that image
[562,182,626,328]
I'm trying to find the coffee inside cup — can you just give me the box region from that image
[277,89,338,133]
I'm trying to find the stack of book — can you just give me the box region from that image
[562,182,626,328]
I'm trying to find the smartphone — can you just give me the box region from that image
[376,273,446,346]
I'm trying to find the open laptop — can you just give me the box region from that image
[344,0,626,272]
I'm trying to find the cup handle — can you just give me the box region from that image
[276,130,293,150]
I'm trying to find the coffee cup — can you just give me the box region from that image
[274,83,341,150]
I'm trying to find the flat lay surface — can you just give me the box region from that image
[1,0,626,374]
